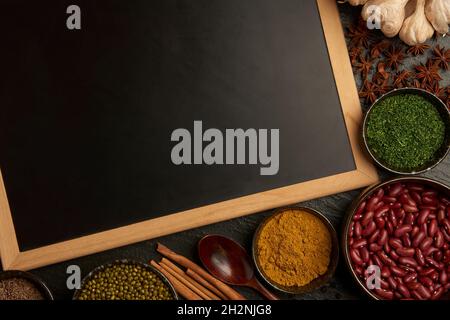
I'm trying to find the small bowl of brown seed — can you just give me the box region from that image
[0,270,54,300]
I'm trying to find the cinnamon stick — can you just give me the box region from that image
[186,268,228,300]
[160,258,221,300]
[156,243,245,300]
[159,261,212,300]
[150,260,202,300]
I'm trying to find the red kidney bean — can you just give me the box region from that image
[381,266,391,278]
[406,183,424,192]
[422,196,437,205]
[403,204,419,213]
[400,193,415,206]
[374,288,394,300]
[415,248,426,266]
[399,257,418,268]
[380,279,390,290]
[388,210,398,227]
[419,205,438,211]
[429,213,436,220]
[390,266,407,277]
[375,206,389,219]
[412,231,426,248]
[379,252,395,267]
[440,196,450,206]
[411,290,423,300]
[376,188,384,199]
[389,250,400,261]
[441,219,450,233]
[355,201,367,217]
[375,217,385,229]
[410,191,422,205]
[442,229,450,242]
[411,226,420,238]
[395,225,412,238]
[428,219,438,237]
[384,242,391,254]
[366,196,380,212]
[421,223,428,237]
[394,208,406,219]
[416,285,431,299]
[352,239,368,249]
[419,237,433,251]
[383,196,397,204]
[423,246,439,257]
[360,247,370,263]
[390,202,402,209]
[426,257,443,270]
[439,270,447,285]
[386,221,395,235]
[378,229,388,246]
[387,277,398,290]
[389,238,403,250]
[434,251,443,262]
[420,268,435,277]
[372,254,384,267]
[404,213,415,225]
[369,229,380,243]
[374,201,385,211]
[355,222,362,238]
[435,231,444,248]
[403,272,418,283]
[361,210,374,226]
[423,190,437,198]
[362,221,377,237]
[406,281,420,290]
[370,244,382,253]
[397,284,411,298]
[437,209,446,222]
[396,247,415,257]
[430,271,439,282]
[419,276,433,287]
[418,209,431,225]
[389,183,403,197]
[402,234,412,248]
[350,248,364,265]
[431,287,445,300]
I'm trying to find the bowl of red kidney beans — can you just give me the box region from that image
[343,177,450,300]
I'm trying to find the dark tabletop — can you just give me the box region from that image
[1,4,449,300]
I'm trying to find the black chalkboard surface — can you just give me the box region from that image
[0,0,377,269]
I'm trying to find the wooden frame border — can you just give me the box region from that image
[0,0,378,271]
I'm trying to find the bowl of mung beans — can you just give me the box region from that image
[73,260,178,300]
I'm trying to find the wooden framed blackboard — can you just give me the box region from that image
[0,0,378,270]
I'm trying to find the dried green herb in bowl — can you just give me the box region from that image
[364,89,449,174]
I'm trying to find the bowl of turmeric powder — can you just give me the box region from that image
[252,207,339,294]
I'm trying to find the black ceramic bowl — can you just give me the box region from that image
[73,259,178,300]
[342,177,450,300]
[0,270,54,300]
[252,207,339,295]
[363,88,450,175]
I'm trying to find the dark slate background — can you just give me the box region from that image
[1,4,449,300]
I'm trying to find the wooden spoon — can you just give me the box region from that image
[198,235,279,300]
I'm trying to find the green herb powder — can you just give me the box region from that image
[366,94,446,171]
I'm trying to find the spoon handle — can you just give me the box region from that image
[249,278,279,300]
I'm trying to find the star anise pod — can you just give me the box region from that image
[432,45,450,71]
[393,70,412,88]
[372,62,390,86]
[349,46,363,66]
[359,80,379,104]
[415,59,442,86]
[370,40,390,59]
[385,45,405,70]
[347,18,372,48]
[354,55,374,79]
[411,78,423,89]
[407,44,430,56]
[425,82,446,101]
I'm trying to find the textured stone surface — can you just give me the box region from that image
[1,4,449,300]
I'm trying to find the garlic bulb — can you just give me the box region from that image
[425,0,450,35]
[400,0,435,45]
[362,0,410,37]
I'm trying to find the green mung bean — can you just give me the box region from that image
[366,94,446,171]
[78,263,174,300]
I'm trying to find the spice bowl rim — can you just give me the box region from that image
[342,176,450,300]
[362,87,450,175]
[0,270,54,300]
[72,259,179,300]
[252,206,339,295]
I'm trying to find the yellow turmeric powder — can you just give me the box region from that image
[256,208,332,287]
